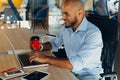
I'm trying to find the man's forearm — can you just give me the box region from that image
[45,56,73,70]
[41,42,73,69]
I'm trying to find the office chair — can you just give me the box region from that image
[32,7,49,32]
[86,13,118,80]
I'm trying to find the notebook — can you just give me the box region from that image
[8,49,49,69]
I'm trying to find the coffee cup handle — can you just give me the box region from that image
[40,44,43,51]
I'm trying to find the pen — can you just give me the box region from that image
[1,67,16,73]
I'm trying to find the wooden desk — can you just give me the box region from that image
[0,51,77,80]
[0,29,77,80]
[0,28,34,52]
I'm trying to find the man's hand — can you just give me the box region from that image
[29,52,47,64]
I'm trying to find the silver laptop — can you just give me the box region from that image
[8,49,49,69]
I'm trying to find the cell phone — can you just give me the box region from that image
[0,77,3,80]
[21,71,50,80]
[4,70,24,77]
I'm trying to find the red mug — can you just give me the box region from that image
[30,36,41,51]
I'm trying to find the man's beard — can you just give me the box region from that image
[65,16,77,28]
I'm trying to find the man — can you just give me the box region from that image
[95,0,109,16]
[95,0,118,20]
[107,0,119,19]
[30,0,103,80]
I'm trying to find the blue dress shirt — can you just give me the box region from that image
[50,17,103,75]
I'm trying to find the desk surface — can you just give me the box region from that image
[0,29,77,80]
[0,28,34,52]
[0,51,77,80]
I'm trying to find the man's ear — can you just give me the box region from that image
[78,9,83,15]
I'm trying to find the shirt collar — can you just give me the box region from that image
[67,17,88,33]
[76,17,88,32]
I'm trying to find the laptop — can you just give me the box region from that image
[8,49,49,69]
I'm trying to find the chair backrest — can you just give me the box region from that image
[32,7,49,31]
[35,7,49,19]
[86,13,119,73]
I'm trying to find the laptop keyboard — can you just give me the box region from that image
[18,53,39,67]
